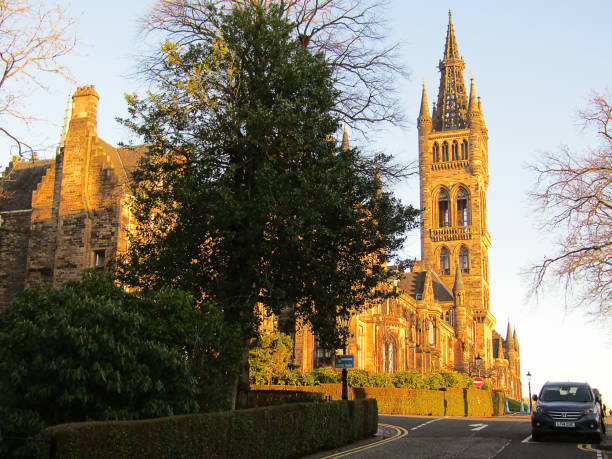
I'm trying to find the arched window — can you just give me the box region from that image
[442,142,449,162]
[383,336,396,373]
[428,320,436,345]
[438,189,450,227]
[433,142,440,162]
[461,140,468,160]
[440,246,450,275]
[457,187,469,226]
[451,141,459,161]
[459,246,469,273]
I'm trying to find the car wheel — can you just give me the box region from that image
[591,433,602,444]
[531,431,542,442]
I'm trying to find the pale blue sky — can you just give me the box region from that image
[1,1,610,401]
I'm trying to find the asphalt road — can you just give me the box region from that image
[306,415,610,459]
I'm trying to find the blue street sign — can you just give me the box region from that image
[334,354,354,369]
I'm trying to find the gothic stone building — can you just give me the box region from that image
[0,85,142,306]
[0,15,522,399]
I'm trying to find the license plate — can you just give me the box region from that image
[554,421,575,428]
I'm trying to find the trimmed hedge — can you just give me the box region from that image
[43,399,378,459]
[465,389,494,417]
[442,388,465,416]
[254,384,501,417]
[492,390,505,416]
[355,388,444,416]
[506,397,522,412]
[252,384,349,400]
[243,390,326,408]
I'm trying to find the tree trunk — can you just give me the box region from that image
[231,344,251,410]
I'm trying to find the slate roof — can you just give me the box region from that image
[398,270,454,303]
[0,159,53,211]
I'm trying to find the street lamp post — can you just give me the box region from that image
[527,371,532,413]
[475,354,482,377]
[337,315,350,401]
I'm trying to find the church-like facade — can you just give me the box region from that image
[0,13,522,399]
[278,12,522,399]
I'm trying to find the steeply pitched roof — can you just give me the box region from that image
[398,270,454,303]
[0,159,54,211]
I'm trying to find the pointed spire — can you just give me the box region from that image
[453,261,464,293]
[467,78,482,128]
[419,82,431,119]
[513,328,518,348]
[341,121,350,150]
[418,82,432,132]
[506,322,514,344]
[498,336,504,359]
[468,78,477,114]
[444,10,460,59]
[433,11,468,131]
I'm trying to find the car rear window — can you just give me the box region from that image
[539,384,593,402]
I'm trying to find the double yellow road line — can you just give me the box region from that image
[322,423,409,458]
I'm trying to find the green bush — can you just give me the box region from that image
[0,274,199,458]
[249,333,293,385]
[392,370,425,389]
[0,271,245,457]
[308,366,342,384]
[347,369,373,387]
[43,400,378,459]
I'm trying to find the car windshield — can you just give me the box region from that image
[539,384,593,402]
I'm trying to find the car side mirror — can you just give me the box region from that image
[532,394,538,402]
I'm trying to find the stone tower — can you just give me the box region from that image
[417,11,496,368]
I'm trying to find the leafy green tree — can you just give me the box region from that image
[0,273,198,458]
[119,2,418,407]
[249,332,294,385]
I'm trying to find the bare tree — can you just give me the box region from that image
[0,0,77,157]
[140,0,406,132]
[528,90,612,317]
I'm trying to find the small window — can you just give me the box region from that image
[459,246,469,273]
[94,250,105,268]
[461,140,468,160]
[440,247,450,275]
[451,141,459,161]
[457,188,470,226]
[442,142,449,162]
[433,143,440,163]
[438,189,450,228]
[428,321,435,345]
